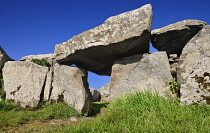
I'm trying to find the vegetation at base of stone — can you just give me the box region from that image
[48,92,210,133]
[0,101,80,130]
[0,78,6,100]
[169,79,180,95]
[31,58,51,67]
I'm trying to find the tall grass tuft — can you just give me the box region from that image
[48,91,210,133]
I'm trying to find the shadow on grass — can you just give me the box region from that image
[90,102,109,116]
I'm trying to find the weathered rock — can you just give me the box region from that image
[169,54,179,64]
[109,52,175,99]
[168,54,179,79]
[69,116,79,123]
[55,4,152,75]
[151,20,207,56]
[43,66,54,101]
[0,46,13,78]
[20,54,56,102]
[177,25,210,105]
[50,63,92,114]
[98,83,110,102]
[3,61,49,107]
[89,88,101,102]
[170,62,179,80]
[20,54,55,65]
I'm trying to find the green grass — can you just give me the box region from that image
[31,58,51,67]
[47,92,210,133]
[0,101,80,130]
[0,78,6,100]
[90,102,108,116]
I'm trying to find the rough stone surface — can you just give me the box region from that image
[0,46,13,78]
[3,61,49,107]
[169,54,179,80]
[109,52,174,99]
[177,25,210,105]
[43,66,54,101]
[151,20,207,56]
[20,54,55,65]
[55,4,152,75]
[89,88,101,102]
[50,63,92,114]
[98,83,110,102]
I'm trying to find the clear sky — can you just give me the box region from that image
[1,0,210,89]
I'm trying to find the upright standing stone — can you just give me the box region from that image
[0,46,13,78]
[50,63,92,114]
[177,25,210,105]
[3,61,49,107]
[109,52,174,99]
[55,4,152,75]
[151,20,207,56]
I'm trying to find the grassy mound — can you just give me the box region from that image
[0,101,80,130]
[48,92,210,132]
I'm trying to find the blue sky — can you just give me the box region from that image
[1,0,210,89]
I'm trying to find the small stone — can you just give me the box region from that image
[98,83,110,102]
[69,116,79,123]
[89,88,101,102]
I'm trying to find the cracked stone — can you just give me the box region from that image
[177,25,210,105]
[2,61,49,107]
[109,52,175,100]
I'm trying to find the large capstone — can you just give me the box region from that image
[55,4,152,75]
[109,52,175,99]
[3,61,49,107]
[151,20,207,56]
[177,25,210,105]
[50,63,92,114]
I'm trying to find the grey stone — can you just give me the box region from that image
[20,54,55,65]
[151,20,207,56]
[0,46,13,78]
[50,63,92,114]
[89,88,101,102]
[177,25,210,105]
[69,116,79,123]
[43,66,54,101]
[55,4,152,75]
[168,54,179,79]
[109,52,175,99]
[169,54,179,64]
[170,62,179,80]
[98,83,110,102]
[3,61,49,107]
